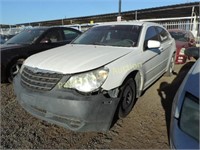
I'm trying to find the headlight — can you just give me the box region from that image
[179,48,185,55]
[63,68,109,93]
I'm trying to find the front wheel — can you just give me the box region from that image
[118,78,136,118]
[8,59,24,82]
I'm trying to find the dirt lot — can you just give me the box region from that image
[1,61,194,149]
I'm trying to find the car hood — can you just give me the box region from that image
[24,44,133,74]
[175,41,188,49]
[0,44,27,51]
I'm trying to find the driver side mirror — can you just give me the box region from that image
[147,40,161,49]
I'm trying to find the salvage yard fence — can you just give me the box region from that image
[140,16,200,46]
[1,17,199,46]
[160,21,200,46]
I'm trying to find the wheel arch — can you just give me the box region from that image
[119,69,144,98]
[165,51,176,76]
[6,55,26,70]
[165,44,176,72]
[6,56,26,80]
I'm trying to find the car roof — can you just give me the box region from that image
[168,29,189,33]
[25,26,79,30]
[94,21,163,27]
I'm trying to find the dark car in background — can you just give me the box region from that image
[168,29,196,64]
[1,26,81,82]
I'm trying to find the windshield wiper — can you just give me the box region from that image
[93,42,106,46]
[6,42,16,44]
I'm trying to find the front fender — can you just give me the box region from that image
[102,52,145,96]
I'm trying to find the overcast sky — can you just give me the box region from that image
[0,0,198,25]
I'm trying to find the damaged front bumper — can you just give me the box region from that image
[13,74,120,132]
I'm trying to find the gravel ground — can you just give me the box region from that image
[1,61,194,149]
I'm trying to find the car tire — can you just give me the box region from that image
[118,78,136,118]
[8,59,24,82]
[165,54,175,77]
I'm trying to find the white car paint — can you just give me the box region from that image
[14,21,177,132]
[24,44,133,74]
[22,21,176,94]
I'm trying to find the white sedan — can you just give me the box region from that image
[14,21,176,131]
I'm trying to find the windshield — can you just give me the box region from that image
[179,92,199,141]
[5,28,47,44]
[72,25,142,47]
[169,31,188,42]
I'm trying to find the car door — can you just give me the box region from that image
[142,26,164,89]
[155,26,172,72]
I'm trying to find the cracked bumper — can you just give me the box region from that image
[13,74,120,132]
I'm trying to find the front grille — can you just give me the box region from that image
[21,67,63,91]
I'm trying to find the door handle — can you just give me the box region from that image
[159,47,164,51]
[168,42,172,45]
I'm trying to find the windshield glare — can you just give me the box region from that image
[73,25,141,47]
[5,29,46,44]
[170,31,188,42]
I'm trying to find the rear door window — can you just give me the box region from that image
[63,29,80,41]
[41,29,63,43]
[156,27,169,42]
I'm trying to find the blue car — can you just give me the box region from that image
[170,48,199,149]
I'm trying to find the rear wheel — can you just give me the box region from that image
[165,54,175,77]
[8,59,24,82]
[118,78,136,118]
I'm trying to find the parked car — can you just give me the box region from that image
[1,27,81,82]
[170,48,199,149]
[168,29,196,64]
[14,21,176,131]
